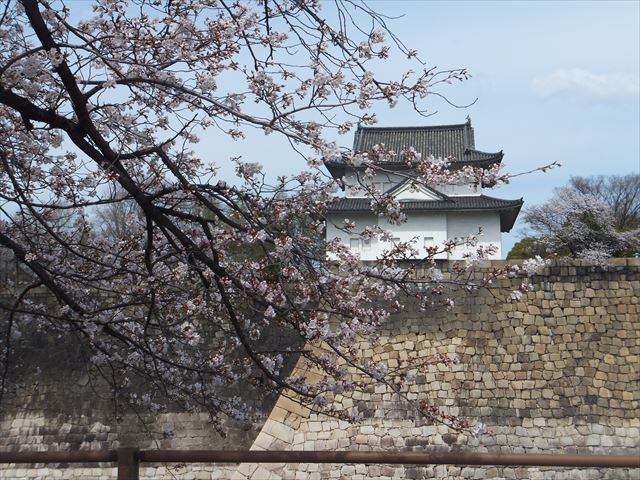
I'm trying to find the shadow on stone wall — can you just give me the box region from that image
[0,246,301,478]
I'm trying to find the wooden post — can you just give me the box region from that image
[117,448,139,480]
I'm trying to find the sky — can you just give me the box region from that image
[63,0,640,257]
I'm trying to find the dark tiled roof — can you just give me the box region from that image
[352,120,501,163]
[324,120,503,179]
[327,195,524,232]
[328,195,522,211]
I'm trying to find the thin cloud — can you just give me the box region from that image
[532,68,639,102]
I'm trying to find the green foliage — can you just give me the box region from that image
[506,237,553,260]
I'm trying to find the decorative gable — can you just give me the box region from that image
[388,179,447,201]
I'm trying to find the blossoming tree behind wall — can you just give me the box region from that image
[523,176,640,264]
[0,0,546,434]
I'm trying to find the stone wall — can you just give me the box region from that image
[1,259,639,479]
[234,259,640,480]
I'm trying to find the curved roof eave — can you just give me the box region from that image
[327,195,523,214]
[324,153,504,178]
[499,200,524,232]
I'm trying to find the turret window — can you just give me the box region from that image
[349,238,372,252]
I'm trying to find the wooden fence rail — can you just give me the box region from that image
[1,449,639,479]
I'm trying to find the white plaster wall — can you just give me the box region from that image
[434,183,480,196]
[326,212,378,260]
[446,211,502,259]
[342,171,404,195]
[380,213,448,260]
[327,211,502,261]
[340,167,481,198]
[326,212,448,261]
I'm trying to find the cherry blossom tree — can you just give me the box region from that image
[0,0,544,433]
[523,185,640,263]
[569,174,639,231]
